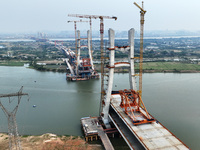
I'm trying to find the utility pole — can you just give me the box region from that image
[0,86,29,150]
[68,14,117,114]
[134,1,146,99]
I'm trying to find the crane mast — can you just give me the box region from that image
[134,1,146,99]
[68,14,117,114]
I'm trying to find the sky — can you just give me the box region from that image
[0,0,200,33]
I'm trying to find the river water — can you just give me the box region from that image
[0,66,199,149]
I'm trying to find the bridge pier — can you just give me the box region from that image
[102,28,115,128]
[128,28,137,91]
[87,30,94,71]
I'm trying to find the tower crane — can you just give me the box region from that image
[67,19,89,61]
[134,1,146,100]
[68,14,117,114]
[68,15,93,57]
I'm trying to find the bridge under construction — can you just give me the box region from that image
[68,2,189,149]
[81,28,189,150]
[53,30,99,81]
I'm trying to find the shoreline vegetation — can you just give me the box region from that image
[1,60,200,73]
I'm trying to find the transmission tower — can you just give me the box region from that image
[0,86,29,150]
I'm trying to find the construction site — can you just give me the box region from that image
[51,17,100,81]
[0,1,191,150]
[72,2,189,150]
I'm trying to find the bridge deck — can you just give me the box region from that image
[109,109,145,150]
[97,125,114,150]
[110,94,189,150]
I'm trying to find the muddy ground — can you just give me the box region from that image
[0,133,102,150]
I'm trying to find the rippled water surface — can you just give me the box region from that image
[0,66,199,149]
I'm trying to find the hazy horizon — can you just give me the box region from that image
[0,0,200,33]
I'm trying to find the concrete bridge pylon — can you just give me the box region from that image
[102,28,137,127]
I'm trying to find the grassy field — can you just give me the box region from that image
[136,62,200,72]
[94,62,200,73]
[0,60,29,66]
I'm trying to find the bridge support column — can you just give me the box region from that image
[102,28,115,128]
[76,30,81,75]
[87,30,94,70]
[128,28,137,91]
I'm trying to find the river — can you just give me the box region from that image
[0,66,199,149]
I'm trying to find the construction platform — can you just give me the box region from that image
[66,73,99,81]
[81,117,115,150]
[109,94,189,150]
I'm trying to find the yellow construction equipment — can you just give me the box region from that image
[134,1,146,99]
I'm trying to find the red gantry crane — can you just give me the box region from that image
[68,14,117,113]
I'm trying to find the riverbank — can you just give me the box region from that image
[0,133,102,150]
[0,60,29,66]
[28,61,200,73]
[1,60,200,73]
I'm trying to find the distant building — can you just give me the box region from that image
[146,46,159,50]
[36,63,46,66]
[174,59,180,62]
